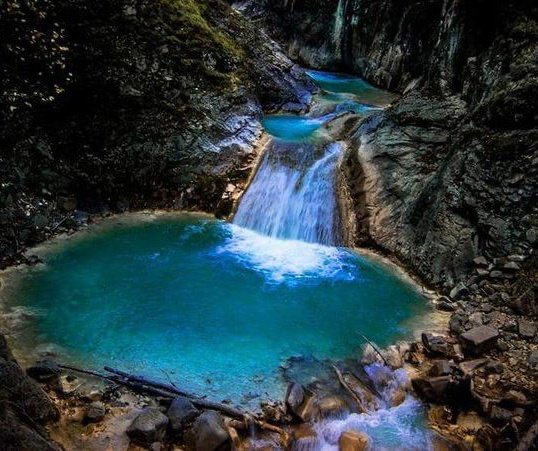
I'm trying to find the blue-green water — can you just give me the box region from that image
[261,70,396,143]
[261,114,334,142]
[8,215,427,407]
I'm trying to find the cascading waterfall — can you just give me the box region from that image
[234,140,344,246]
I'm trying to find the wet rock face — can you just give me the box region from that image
[0,334,59,449]
[237,0,538,287]
[0,0,311,267]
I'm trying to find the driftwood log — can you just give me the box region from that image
[58,363,287,436]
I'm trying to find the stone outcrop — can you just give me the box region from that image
[0,0,311,268]
[236,0,537,287]
[0,334,59,449]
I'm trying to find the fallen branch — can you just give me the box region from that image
[332,365,366,413]
[58,364,110,380]
[104,367,252,420]
[60,364,283,425]
[104,366,194,398]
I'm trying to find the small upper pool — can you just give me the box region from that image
[306,70,398,106]
[261,114,334,142]
[262,70,396,143]
[5,215,427,408]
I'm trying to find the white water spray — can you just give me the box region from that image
[234,141,343,246]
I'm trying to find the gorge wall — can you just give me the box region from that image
[236,0,538,287]
[0,0,310,268]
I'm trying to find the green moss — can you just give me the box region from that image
[161,0,242,59]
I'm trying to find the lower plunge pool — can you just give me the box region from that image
[3,213,434,448]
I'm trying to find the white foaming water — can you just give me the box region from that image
[315,397,433,451]
[217,224,355,283]
[315,364,434,450]
[333,0,346,53]
[234,142,343,246]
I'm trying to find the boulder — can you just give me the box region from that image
[412,376,451,403]
[458,359,488,375]
[84,402,106,423]
[383,345,403,369]
[127,408,169,445]
[528,350,538,368]
[460,326,499,355]
[429,360,451,377]
[436,297,456,312]
[449,313,468,335]
[473,256,489,267]
[339,430,369,451]
[489,405,513,425]
[0,334,14,362]
[0,357,59,423]
[291,424,317,450]
[285,382,305,417]
[312,395,348,420]
[167,396,199,433]
[191,411,230,451]
[518,319,537,339]
[422,333,451,356]
[450,283,470,300]
[26,360,61,382]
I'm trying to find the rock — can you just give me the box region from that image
[338,430,369,451]
[84,402,106,423]
[422,333,451,356]
[528,350,538,368]
[473,256,489,267]
[468,312,484,327]
[291,424,317,450]
[191,411,230,451]
[436,298,456,312]
[127,408,169,445]
[57,196,77,211]
[390,389,406,407]
[311,395,348,420]
[484,360,504,374]
[460,326,499,355]
[383,345,403,369]
[0,334,15,362]
[450,283,470,300]
[412,376,451,403]
[503,261,520,271]
[449,313,468,335]
[518,319,537,339]
[429,360,451,377]
[503,390,527,407]
[26,359,61,382]
[167,396,199,433]
[285,383,305,417]
[457,411,484,433]
[459,359,488,375]
[489,405,513,425]
[0,358,59,424]
[489,270,504,279]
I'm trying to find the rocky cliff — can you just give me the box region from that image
[0,0,310,268]
[235,0,538,287]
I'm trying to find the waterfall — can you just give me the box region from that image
[234,140,343,246]
[333,0,346,55]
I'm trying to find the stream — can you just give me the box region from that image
[2,71,436,449]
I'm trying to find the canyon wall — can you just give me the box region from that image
[238,0,538,286]
[0,0,310,268]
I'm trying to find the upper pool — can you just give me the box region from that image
[4,215,428,409]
